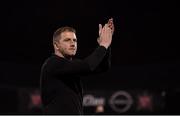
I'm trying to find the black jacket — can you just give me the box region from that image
[40,46,111,114]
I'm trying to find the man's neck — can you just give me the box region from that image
[54,52,72,60]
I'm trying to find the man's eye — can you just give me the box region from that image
[64,39,70,41]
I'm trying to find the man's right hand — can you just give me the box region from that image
[98,24,113,49]
[98,18,114,49]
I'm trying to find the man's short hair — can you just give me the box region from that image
[53,26,76,43]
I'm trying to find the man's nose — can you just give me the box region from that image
[70,40,75,45]
[70,44,75,47]
[70,41,75,46]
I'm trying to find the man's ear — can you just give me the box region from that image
[54,42,59,50]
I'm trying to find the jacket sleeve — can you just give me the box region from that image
[45,46,108,76]
[93,47,111,73]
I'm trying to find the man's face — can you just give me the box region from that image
[55,31,77,57]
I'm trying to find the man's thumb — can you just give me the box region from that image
[99,24,102,35]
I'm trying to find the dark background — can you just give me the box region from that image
[0,0,179,114]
